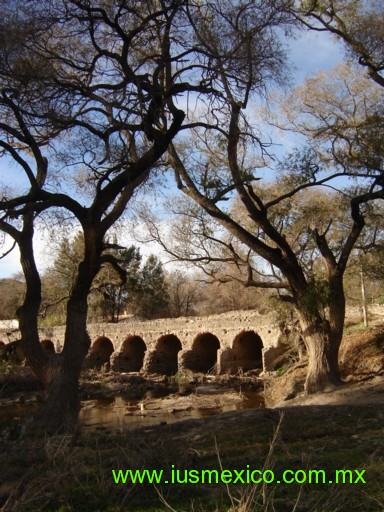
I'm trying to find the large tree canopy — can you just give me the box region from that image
[144,33,384,393]
[0,0,296,434]
[0,0,382,434]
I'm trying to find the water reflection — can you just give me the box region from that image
[79,391,265,431]
[1,390,265,432]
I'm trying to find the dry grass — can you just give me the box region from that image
[1,397,383,512]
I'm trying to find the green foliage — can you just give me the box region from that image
[275,364,288,376]
[343,323,372,334]
[130,255,170,319]
[94,244,142,322]
[168,370,189,387]
[301,279,332,322]
[268,295,297,326]
[40,234,170,323]
[50,232,85,291]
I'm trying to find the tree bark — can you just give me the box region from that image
[17,216,48,384]
[297,272,345,393]
[22,303,91,436]
[15,217,77,435]
[20,231,97,436]
[29,253,96,434]
[27,355,81,435]
[302,324,343,393]
[360,267,368,327]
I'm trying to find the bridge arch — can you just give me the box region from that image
[85,336,114,370]
[114,335,147,372]
[231,330,263,372]
[145,334,182,375]
[156,334,182,375]
[183,332,220,373]
[40,339,55,354]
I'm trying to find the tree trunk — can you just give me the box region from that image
[30,278,93,434]
[17,216,48,383]
[27,355,81,435]
[23,316,91,436]
[293,268,346,394]
[21,243,95,436]
[15,217,80,436]
[303,325,342,393]
[360,267,368,327]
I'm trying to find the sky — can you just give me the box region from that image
[0,28,345,280]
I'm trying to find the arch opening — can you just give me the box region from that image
[156,334,182,353]
[231,330,263,372]
[149,334,182,375]
[185,333,220,373]
[119,335,147,371]
[87,336,114,370]
[40,339,55,354]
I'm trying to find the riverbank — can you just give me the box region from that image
[1,385,383,511]
[0,326,383,511]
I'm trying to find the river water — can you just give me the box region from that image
[1,390,265,432]
[80,390,265,431]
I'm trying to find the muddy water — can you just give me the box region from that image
[80,390,265,431]
[0,391,265,432]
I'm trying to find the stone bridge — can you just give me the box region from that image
[1,310,290,375]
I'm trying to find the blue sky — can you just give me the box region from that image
[0,28,345,279]
[288,29,344,80]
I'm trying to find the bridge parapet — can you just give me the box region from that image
[1,310,289,374]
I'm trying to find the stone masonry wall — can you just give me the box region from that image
[1,310,288,374]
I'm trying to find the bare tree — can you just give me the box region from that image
[272,64,384,174]
[166,269,203,317]
[157,12,384,393]
[167,147,383,394]
[0,0,186,433]
[0,0,261,434]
